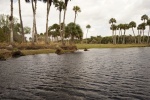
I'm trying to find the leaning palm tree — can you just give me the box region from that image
[129,21,136,43]
[18,0,25,43]
[55,0,65,43]
[10,0,14,44]
[86,24,91,44]
[147,19,150,44]
[109,18,116,44]
[61,0,71,45]
[73,6,81,24]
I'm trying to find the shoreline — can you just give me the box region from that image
[0,44,149,60]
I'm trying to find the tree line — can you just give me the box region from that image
[109,14,150,44]
[0,0,84,45]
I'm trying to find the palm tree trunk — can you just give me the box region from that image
[122,30,126,44]
[74,11,77,24]
[114,30,116,44]
[45,1,51,44]
[112,30,114,44]
[143,30,145,43]
[118,29,121,44]
[31,0,35,44]
[86,29,88,44]
[140,30,142,44]
[10,0,14,44]
[59,10,62,43]
[18,0,25,43]
[62,9,67,45]
[147,26,150,44]
[132,28,136,44]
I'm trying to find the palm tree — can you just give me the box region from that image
[141,14,148,43]
[10,0,14,44]
[18,0,25,43]
[147,19,150,44]
[55,0,65,44]
[109,18,116,44]
[73,6,81,24]
[25,0,37,44]
[42,0,58,44]
[62,0,71,45]
[117,24,123,43]
[140,23,146,43]
[137,24,142,44]
[65,22,83,43]
[122,24,129,44]
[110,24,117,44]
[129,21,136,43]
[141,14,148,23]
[86,24,91,44]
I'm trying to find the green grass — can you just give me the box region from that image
[76,44,149,49]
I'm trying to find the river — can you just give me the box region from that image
[0,47,150,100]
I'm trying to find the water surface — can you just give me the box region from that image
[0,47,150,100]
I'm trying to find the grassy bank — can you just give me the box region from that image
[0,43,149,60]
[76,44,149,49]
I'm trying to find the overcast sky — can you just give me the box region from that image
[0,0,150,38]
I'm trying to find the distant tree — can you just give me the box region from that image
[65,22,83,44]
[122,24,129,44]
[129,21,136,43]
[48,23,60,41]
[141,14,148,43]
[110,24,117,44]
[147,19,150,43]
[24,26,31,34]
[86,24,91,44]
[141,14,148,23]
[117,24,123,43]
[73,6,81,24]
[109,18,116,44]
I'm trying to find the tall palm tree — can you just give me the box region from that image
[141,14,148,43]
[129,21,136,43]
[10,0,14,44]
[25,0,37,44]
[117,24,123,43]
[86,24,91,44]
[55,0,65,43]
[141,23,146,43]
[147,19,150,44]
[62,0,71,45]
[109,18,116,44]
[18,0,25,43]
[137,24,142,44]
[73,6,81,24]
[122,24,129,44]
[110,24,117,44]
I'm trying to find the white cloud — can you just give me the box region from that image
[0,0,150,38]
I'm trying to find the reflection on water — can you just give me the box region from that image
[0,47,150,100]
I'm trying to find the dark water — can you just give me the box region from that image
[0,48,150,100]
